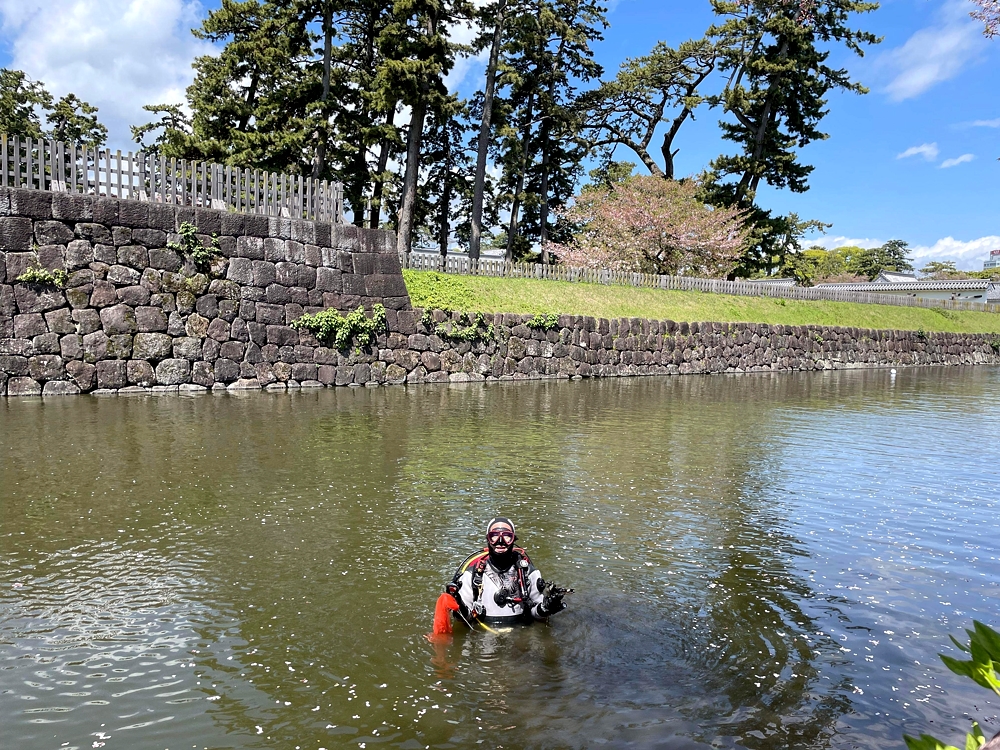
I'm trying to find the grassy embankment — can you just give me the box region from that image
[403,270,1000,334]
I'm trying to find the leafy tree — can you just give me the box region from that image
[48,93,108,147]
[919,260,963,279]
[581,38,716,179]
[547,174,749,277]
[847,239,912,280]
[706,0,880,207]
[0,68,53,140]
[971,0,999,37]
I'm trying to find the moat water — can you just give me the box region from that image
[2,368,999,750]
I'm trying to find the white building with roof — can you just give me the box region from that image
[984,249,1000,271]
[814,271,992,303]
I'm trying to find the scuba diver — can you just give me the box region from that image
[444,517,569,627]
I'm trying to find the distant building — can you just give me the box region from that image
[984,249,1000,271]
[739,277,797,286]
[814,271,990,302]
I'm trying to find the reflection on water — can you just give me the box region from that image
[2,368,999,749]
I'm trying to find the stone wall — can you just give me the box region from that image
[0,188,408,395]
[1,187,998,396]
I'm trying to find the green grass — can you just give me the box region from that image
[403,270,1000,334]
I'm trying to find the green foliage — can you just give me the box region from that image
[0,68,106,146]
[291,304,387,350]
[526,312,560,330]
[847,240,913,280]
[16,265,68,288]
[168,222,215,271]
[433,311,495,342]
[903,622,1000,750]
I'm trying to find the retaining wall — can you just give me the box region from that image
[1,188,998,396]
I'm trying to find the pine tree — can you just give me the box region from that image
[0,69,52,140]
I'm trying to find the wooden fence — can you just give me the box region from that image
[402,251,1000,314]
[0,134,344,223]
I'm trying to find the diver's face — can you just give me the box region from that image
[487,523,514,554]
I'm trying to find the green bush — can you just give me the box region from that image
[168,221,216,271]
[526,312,560,330]
[904,621,1000,750]
[291,304,387,350]
[16,265,68,288]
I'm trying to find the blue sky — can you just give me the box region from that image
[0,0,997,268]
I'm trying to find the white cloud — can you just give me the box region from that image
[970,118,1000,127]
[940,153,975,168]
[910,236,1000,269]
[0,0,214,149]
[880,0,986,101]
[809,235,884,250]
[897,142,939,161]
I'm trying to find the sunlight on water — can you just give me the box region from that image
[1,367,999,749]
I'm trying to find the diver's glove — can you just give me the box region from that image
[537,581,569,617]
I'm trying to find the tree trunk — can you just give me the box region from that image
[735,37,789,206]
[312,3,334,181]
[469,0,507,261]
[396,98,427,255]
[438,125,453,265]
[369,109,395,229]
[505,92,534,262]
[538,119,550,262]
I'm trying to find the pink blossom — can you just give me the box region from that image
[972,0,999,37]
[547,176,750,278]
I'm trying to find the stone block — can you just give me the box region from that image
[266,283,290,304]
[342,274,365,296]
[14,313,47,338]
[285,303,304,324]
[231,317,249,342]
[7,376,41,396]
[93,243,117,264]
[286,240,305,263]
[201,337,221,361]
[132,332,172,361]
[72,309,101,335]
[315,266,341,292]
[117,199,148,228]
[100,304,137,335]
[107,265,142,286]
[226,257,253,285]
[255,302,284,325]
[108,334,132,359]
[0,354,28,375]
[66,360,96,391]
[135,306,167,333]
[126,359,154,386]
[207,317,230,341]
[51,193,93,221]
[74,222,112,245]
[291,362,317,381]
[220,340,244,360]
[6,250,39,279]
[251,260,276,287]
[173,337,202,360]
[96,359,127,389]
[14,284,65,314]
[132,228,166,248]
[214,358,239,382]
[185,313,210,338]
[92,197,118,225]
[192,360,214,387]
[90,280,118,308]
[148,246,183,271]
[365,273,407,298]
[220,212,244,236]
[66,239,94,269]
[147,202,175,231]
[266,325,298,346]
[242,214,268,237]
[264,237,285,262]
[237,236,265,259]
[150,292,175,311]
[176,290,195,314]
[117,244,149,269]
[41,380,80,396]
[37,244,67,271]
[34,220,74,246]
[304,244,322,266]
[60,334,83,360]
[194,208,222,235]
[29,354,65,381]
[32,332,60,354]
[155,358,191,385]
[118,284,151,306]
[275,262,296,286]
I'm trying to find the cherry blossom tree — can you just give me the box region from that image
[972,0,999,37]
[547,176,750,278]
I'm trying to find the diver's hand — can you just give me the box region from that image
[538,582,569,616]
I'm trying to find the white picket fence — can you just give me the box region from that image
[0,134,344,223]
[401,252,1000,314]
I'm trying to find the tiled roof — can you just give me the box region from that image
[814,279,989,292]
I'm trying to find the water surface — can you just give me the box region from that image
[2,368,999,749]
